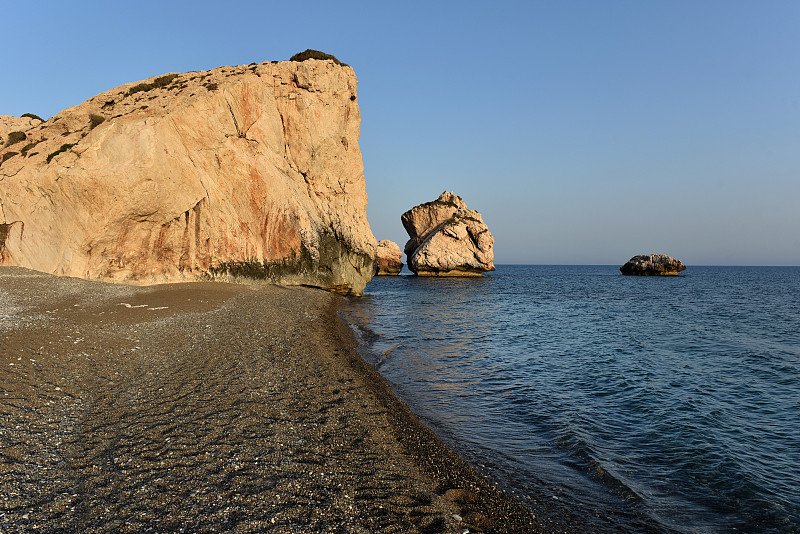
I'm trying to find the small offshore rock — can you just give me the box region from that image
[375,240,403,275]
[620,254,686,276]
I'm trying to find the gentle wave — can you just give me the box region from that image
[343,265,800,533]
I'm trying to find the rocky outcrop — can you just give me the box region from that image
[1,115,43,147]
[402,192,494,276]
[401,191,466,257]
[620,254,686,276]
[375,240,403,275]
[0,59,377,295]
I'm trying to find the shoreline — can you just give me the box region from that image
[0,267,539,533]
[325,297,541,533]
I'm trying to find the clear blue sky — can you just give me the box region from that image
[3,1,799,265]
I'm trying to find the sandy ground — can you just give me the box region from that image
[0,267,538,533]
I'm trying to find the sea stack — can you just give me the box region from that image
[401,191,494,276]
[0,56,377,295]
[375,240,403,275]
[620,254,686,276]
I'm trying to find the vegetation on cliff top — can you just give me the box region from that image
[21,113,44,122]
[289,49,347,66]
[126,74,180,96]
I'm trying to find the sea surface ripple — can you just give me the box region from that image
[342,265,800,533]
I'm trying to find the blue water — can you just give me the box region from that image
[342,265,800,533]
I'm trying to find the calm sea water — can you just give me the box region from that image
[342,265,800,533]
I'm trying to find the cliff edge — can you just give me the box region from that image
[0,59,376,294]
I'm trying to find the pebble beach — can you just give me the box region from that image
[0,267,538,533]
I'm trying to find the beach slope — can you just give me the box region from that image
[0,268,537,533]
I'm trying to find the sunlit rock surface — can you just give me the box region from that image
[0,60,376,295]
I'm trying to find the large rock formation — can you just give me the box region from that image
[375,239,403,275]
[620,254,686,276]
[402,192,494,276]
[0,59,377,294]
[401,191,466,257]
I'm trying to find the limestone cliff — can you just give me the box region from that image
[0,59,377,294]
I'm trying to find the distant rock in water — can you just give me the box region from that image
[401,191,494,277]
[620,254,686,276]
[0,58,377,295]
[375,240,403,275]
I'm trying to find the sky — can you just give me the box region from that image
[3,1,799,265]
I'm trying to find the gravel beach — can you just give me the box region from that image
[0,267,538,533]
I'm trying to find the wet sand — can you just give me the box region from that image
[0,267,539,533]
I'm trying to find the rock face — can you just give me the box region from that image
[1,115,43,146]
[620,254,686,276]
[0,59,377,295]
[375,240,403,275]
[402,192,494,276]
[401,191,467,258]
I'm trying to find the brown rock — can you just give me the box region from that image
[375,239,403,275]
[620,254,686,276]
[0,60,377,295]
[402,192,494,276]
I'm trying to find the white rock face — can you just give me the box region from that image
[402,192,494,276]
[0,60,377,294]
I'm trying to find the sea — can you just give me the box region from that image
[341,265,800,534]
